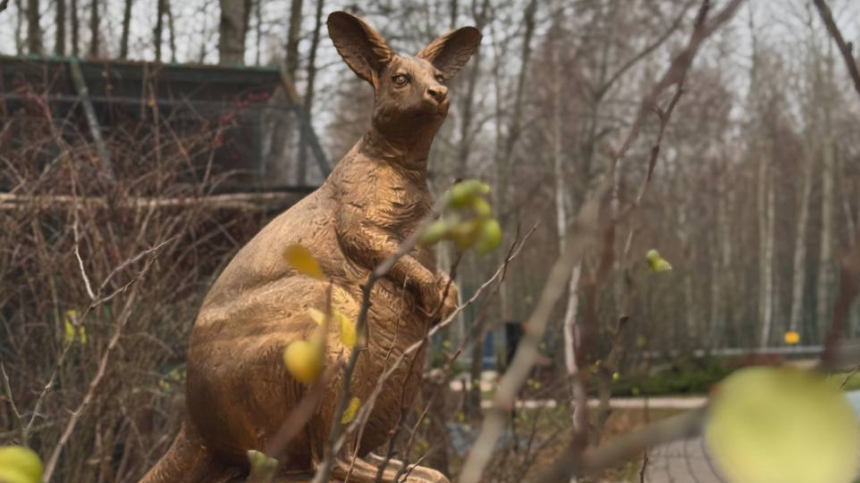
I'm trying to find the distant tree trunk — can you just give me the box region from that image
[70,0,79,55]
[119,0,132,58]
[789,145,814,333]
[678,189,697,344]
[840,149,856,247]
[254,0,263,65]
[816,47,837,339]
[757,145,775,348]
[55,0,66,55]
[166,0,177,62]
[454,0,489,179]
[296,0,324,185]
[89,0,99,57]
[710,163,732,347]
[26,0,41,54]
[154,0,165,61]
[14,0,24,54]
[551,26,582,415]
[243,0,253,44]
[817,135,835,337]
[267,0,303,183]
[218,0,247,65]
[285,0,303,79]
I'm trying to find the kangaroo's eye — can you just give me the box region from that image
[392,74,410,87]
[435,74,446,83]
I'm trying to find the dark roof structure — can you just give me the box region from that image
[0,55,329,190]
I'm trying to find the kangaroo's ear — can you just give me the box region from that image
[416,27,482,81]
[328,11,394,84]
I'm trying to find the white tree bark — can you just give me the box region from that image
[817,135,835,338]
[550,31,584,450]
[789,144,814,333]
[678,184,696,344]
[757,144,775,348]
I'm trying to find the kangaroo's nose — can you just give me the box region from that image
[427,85,448,104]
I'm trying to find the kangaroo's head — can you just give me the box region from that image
[328,11,481,144]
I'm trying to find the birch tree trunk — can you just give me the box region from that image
[757,144,775,348]
[817,48,836,339]
[678,189,697,344]
[551,27,584,442]
[710,163,731,347]
[789,143,814,333]
[817,135,835,338]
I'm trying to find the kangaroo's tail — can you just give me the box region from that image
[138,424,240,483]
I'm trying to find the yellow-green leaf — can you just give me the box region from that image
[283,340,323,384]
[448,180,491,208]
[335,309,357,349]
[419,219,451,247]
[476,219,502,255]
[450,220,482,250]
[471,197,493,218]
[341,397,361,424]
[645,249,672,272]
[705,367,860,483]
[246,449,278,480]
[63,310,87,346]
[0,446,43,483]
[284,244,325,280]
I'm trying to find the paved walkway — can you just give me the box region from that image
[644,437,727,483]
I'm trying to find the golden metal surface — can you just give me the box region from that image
[139,11,481,483]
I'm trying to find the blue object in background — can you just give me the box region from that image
[482,332,495,369]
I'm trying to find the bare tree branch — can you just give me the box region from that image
[813,0,860,100]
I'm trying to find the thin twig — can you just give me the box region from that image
[841,364,860,389]
[639,451,649,483]
[0,363,26,445]
[73,216,97,301]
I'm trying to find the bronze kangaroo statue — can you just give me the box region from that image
[139,11,481,483]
